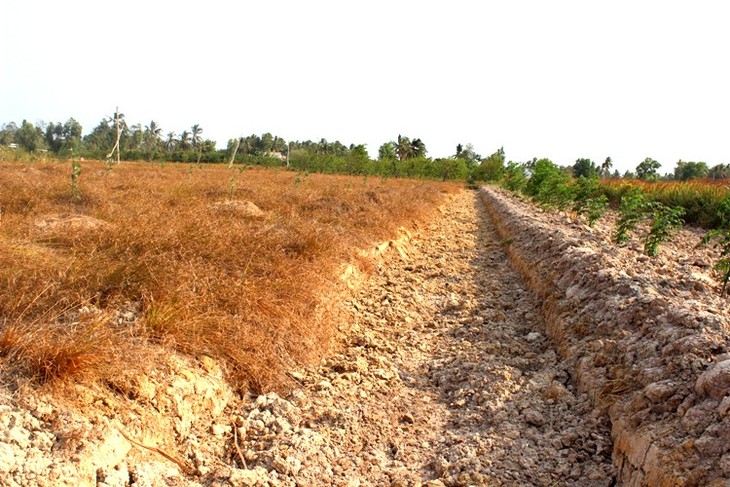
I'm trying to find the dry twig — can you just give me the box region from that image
[118,428,195,475]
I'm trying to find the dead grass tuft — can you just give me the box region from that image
[0,160,458,392]
[0,316,120,384]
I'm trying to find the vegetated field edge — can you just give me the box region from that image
[0,159,459,392]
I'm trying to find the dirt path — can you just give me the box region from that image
[229,191,616,486]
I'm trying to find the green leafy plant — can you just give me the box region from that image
[524,159,575,209]
[583,195,609,227]
[572,176,608,226]
[501,162,528,193]
[644,202,684,256]
[614,188,647,244]
[700,229,730,296]
[536,175,576,209]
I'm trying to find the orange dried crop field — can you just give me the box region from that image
[0,160,458,391]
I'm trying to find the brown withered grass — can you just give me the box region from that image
[0,160,458,391]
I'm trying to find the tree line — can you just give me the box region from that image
[560,156,729,182]
[1,115,727,182]
[0,114,220,163]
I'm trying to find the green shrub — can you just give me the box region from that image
[501,162,528,193]
[614,187,647,244]
[644,203,684,256]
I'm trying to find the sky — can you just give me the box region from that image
[2,0,729,174]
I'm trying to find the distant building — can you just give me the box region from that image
[264,151,287,161]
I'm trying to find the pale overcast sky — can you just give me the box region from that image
[2,1,729,174]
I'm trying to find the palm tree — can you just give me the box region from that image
[411,138,427,158]
[179,130,191,151]
[144,120,162,152]
[165,132,177,152]
[191,124,203,148]
[708,163,729,179]
[130,123,143,150]
[601,157,613,177]
[191,124,203,162]
[396,135,412,161]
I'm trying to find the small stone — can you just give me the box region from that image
[373,369,394,381]
[287,456,302,475]
[644,382,676,403]
[588,468,606,481]
[525,332,542,342]
[721,453,730,476]
[290,371,306,382]
[0,443,16,473]
[273,417,292,434]
[199,355,219,374]
[229,468,265,486]
[211,423,232,437]
[6,427,31,449]
[271,456,290,474]
[719,396,730,417]
[695,360,730,400]
[695,435,724,456]
[400,413,415,424]
[523,409,545,427]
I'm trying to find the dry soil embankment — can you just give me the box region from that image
[480,185,730,486]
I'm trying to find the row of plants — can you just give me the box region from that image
[497,159,730,295]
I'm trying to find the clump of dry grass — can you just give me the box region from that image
[0,161,457,392]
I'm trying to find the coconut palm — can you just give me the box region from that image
[191,124,204,162]
[144,120,162,151]
[411,138,427,158]
[708,163,730,179]
[191,124,203,148]
[179,130,191,151]
[601,157,613,177]
[396,135,413,161]
[129,123,144,150]
[165,132,177,152]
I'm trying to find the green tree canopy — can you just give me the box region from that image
[15,120,47,152]
[474,147,505,181]
[572,158,598,179]
[455,143,481,168]
[673,160,708,181]
[636,157,661,181]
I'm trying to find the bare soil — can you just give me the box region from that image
[227,190,615,486]
[2,187,728,486]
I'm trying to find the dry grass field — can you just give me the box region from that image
[0,160,458,392]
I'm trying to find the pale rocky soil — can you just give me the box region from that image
[2,187,729,486]
[480,186,730,486]
[227,190,615,486]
